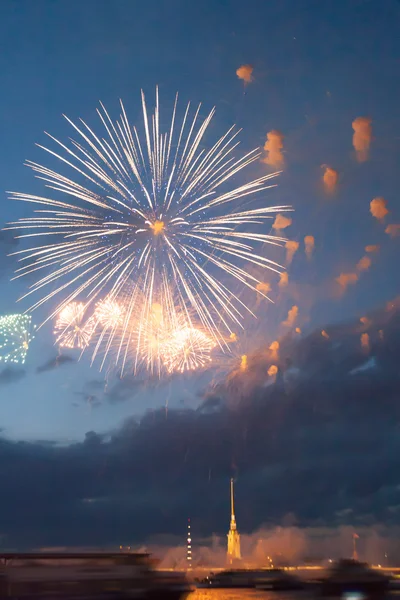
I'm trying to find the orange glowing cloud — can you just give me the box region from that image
[360,332,370,352]
[336,272,358,290]
[321,330,329,339]
[304,235,315,260]
[370,197,389,221]
[269,340,279,361]
[322,165,338,193]
[273,214,292,231]
[356,256,371,272]
[267,364,278,377]
[262,130,284,167]
[365,245,379,253]
[279,272,289,288]
[282,305,298,327]
[352,116,372,162]
[360,316,371,327]
[236,64,253,84]
[385,224,400,237]
[285,240,299,265]
[256,282,271,295]
[295,327,301,334]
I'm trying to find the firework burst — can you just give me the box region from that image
[7,89,291,374]
[0,314,35,364]
[163,326,216,374]
[54,302,94,349]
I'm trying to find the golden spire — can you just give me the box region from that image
[230,478,235,520]
[227,477,241,561]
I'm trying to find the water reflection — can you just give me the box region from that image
[188,591,307,600]
[188,592,393,600]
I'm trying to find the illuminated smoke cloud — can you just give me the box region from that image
[285,240,299,265]
[370,197,389,221]
[361,332,370,352]
[236,64,253,84]
[336,272,358,290]
[352,116,372,162]
[255,281,271,306]
[282,305,298,327]
[272,214,292,230]
[256,282,271,294]
[385,224,400,237]
[304,235,315,259]
[322,165,338,193]
[365,245,379,253]
[321,330,329,339]
[267,364,278,379]
[269,340,279,361]
[262,130,284,167]
[295,327,301,334]
[360,316,371,327]
[279,272,289,288]
[356,256,371,272]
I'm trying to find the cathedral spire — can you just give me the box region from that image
[227,478,241,563]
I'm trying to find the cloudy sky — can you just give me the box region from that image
[0,0,399,549]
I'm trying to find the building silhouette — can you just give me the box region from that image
[227,478,241,563]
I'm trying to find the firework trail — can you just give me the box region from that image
[7,89,290,374]
[0,314,35,364]
[54,302,94,349]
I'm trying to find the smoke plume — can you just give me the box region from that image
[356,256,371,272]
[279,272,289,288]
[282,305,298,327]
[385,224,400,237]
[285,240,299,265]
[361,332,370,352]
[272,214,292,231]
[336,272,358,290]
[304,235,315,259]
[267,364,278,378]
[322,165,338,193]
[269,340,279,361]
[157,525,400,570]
[365,245,379,253]
[352,116,372,162]
[262,130,284,167]
[236,64,253,84]
[370,197,389,221]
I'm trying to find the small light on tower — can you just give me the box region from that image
[187,518,192,569]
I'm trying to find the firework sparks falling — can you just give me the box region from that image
[0,314,35,364]
[7,89,291,374]
[54,302,93,349]
[94,298,125,329]
[164,326,216,373]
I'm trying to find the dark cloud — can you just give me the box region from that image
[0,304,398,551]
[36,354,75,373]
[0,367,26,385]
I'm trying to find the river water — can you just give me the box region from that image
[188,592,304,600]
[187,591,394,599]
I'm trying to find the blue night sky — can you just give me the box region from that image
[0,0,399,442]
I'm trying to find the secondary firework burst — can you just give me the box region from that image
[94,298,125,329]
[164,326,216,374]
[0,313,35,364]
[54,302,94,349]
[7,88,291,373]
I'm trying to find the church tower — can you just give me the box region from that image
[227,478,241,563]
